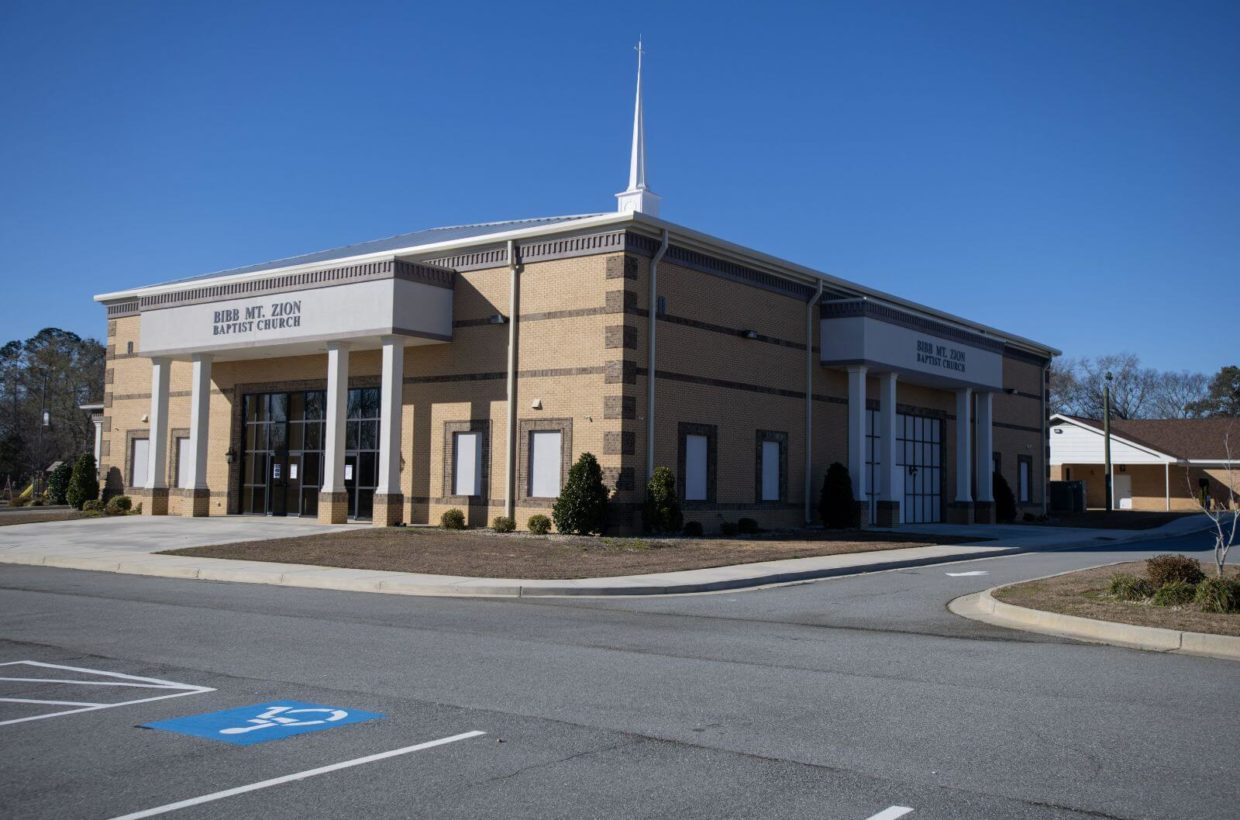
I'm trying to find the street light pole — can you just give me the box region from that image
[1103,371,1113,512]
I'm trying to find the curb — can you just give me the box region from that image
[949,573,1240,662]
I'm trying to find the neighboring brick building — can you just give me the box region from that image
[91,56,1058,532]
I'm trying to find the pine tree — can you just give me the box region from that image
[66,453,99,510]
[994,472,1017,523]
[819,461,857,529]
[47,461,73,505]
[551,452,610,535]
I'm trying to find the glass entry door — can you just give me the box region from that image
[898,414,943,524]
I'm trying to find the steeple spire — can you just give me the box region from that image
[616,37,661,216]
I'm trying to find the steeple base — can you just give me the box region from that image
[616,188,661,216]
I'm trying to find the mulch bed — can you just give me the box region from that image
[994,561,1240,637]
[164,527,978,580]
[0,509,84,526]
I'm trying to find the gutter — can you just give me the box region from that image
[805,280,822,523]
[504,240,521,519]
[645,230,670,482]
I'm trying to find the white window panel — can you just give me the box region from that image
[529,431,562,498]
[131,438,150,488]
[175,437,191,488]
[1019,460,1031,503]
[685,434,708,501]
[454,432,482,496]
[761,440,780,501]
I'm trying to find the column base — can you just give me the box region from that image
[317,491,349,524]
[947,501,974,524]
[854,501,871,528]
[180,488,212,517]
[874,500,901,528]
[372,493,404,527]
[973,500,996,525]
[131,488,169,516]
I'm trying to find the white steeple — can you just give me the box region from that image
[616,38,661,216]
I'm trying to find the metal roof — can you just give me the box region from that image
[146,214,606,288]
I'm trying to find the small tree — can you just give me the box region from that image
[642,466,683,534]
[1186,433,1238,578]
[994,471,1017,523]
[66,453,99,510]
[552,452,609,535]
[819,462,857,529]
[47,462,73,505]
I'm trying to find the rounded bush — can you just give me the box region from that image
[1108,573,1154,601]
[31,496,45,507]
[48,462,73,505]
[552,452,610,535]
[527,514,552,535]
[1194,577,1240,613]
[440,508,466,530]
[994,472,1017,523]
[737,517,760,535]
[642,466,683,534]
[82,500,105,513]
[682,521,704,537]
[719,521,739,537]
[491,516,516,533]
[1152,580,1196,608]
[104,495,132,516]
[819,462,857,529]
[1146,554,1205,587]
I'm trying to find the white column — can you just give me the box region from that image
[91,418,102,477]
[376,336,404,496]
[321,342,349,495]
[1164,462,1170,511]
[974,391,993,503]
[847,366,867,515]
[955,387,973,503]
[144,357,170,493]
[185,354,212,491]
[879,373,899,500]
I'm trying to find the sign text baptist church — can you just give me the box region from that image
[916,339,967,374]
[212,300,303,336]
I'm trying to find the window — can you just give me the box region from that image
[756,430,787,503]
[685,434,708,501]
[678,423,717,504]
[130,437,149,488]
[174,436,191,488]
[453,432,483,496]
[1018,456,1032,503]
[529,431,563,498]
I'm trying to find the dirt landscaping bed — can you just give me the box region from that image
[163,527,979,580]
[994,561,1240,637]
[0,508,83,526]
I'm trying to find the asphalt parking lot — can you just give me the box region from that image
[1,530,1236,819]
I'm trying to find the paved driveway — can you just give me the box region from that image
[0,515,353,561]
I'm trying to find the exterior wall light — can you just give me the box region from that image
[224,446,237,465]
[742,330,759,339]
[489,314,507,325]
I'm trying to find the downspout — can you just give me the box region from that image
[804,280,823,524]
[504,240,520,519]
[645,230,670,481]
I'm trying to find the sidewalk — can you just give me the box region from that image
[0,514,1213,598]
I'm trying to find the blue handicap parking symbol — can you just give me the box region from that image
[145,701,383,746]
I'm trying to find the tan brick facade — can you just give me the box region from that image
[98,225,1052,533]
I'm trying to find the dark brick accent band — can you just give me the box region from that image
[603,431,635,455]
[604,395,636,420]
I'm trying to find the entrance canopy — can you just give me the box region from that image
[136,258,454,361]
[820,298,1004,391]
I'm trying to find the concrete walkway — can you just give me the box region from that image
[0,513,1213,597]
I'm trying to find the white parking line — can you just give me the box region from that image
[864,808,913,820]
[0,661,213,727]
[107,730,487,819]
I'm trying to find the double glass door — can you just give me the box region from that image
[240,388,380,519]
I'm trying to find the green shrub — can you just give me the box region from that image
[440,508,466,530]
[1152,580,1196,607]
[994,472,1017,523]
[1108,573,1154,601]
[641,466,683,534]
[82,500,104,512]
[527,514,552,535]
[737,517,760,535]
[66,453,99,510]
[47,462,73,505]
[552,452,609,535]
[1146,554,1205,587]
[491,516,515,533]
[31,496,44,506]
[819,462,857,529]
[682,521,703,537]
[104,495,132,516]
[720,521,738,537]
[10,495,29,508]
[1194,577,1240,613]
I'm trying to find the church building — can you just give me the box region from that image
[93,50,1058,531]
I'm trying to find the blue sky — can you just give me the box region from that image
[2,1,1236,373]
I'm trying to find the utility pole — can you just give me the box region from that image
[1103,371,1113,512]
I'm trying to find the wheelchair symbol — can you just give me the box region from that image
[219,704,349,736]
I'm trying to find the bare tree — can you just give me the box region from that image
[1148,371,1211,419]
[1186,432,1238,578]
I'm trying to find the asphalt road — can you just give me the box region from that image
[0,530,1235,820]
